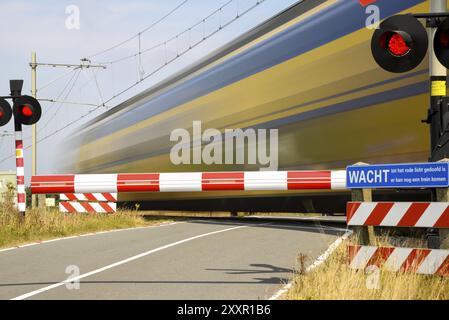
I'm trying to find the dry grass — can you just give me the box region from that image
[0,200,173,249]
[287,238,449,300]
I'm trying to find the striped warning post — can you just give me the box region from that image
[348,245,449,276]
[15,128,26,214]
[60,193,117,202]
[59,201,116,214]
[347,202,449,228]
[59,193,117,214]
[31,170,347,194]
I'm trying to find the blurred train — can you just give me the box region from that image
[63,0,437,212]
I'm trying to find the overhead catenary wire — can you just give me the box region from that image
[34,0,267,143]
[36,68,79,93]
[39,68,82,132]
[97,0,235,65]
[39,99,111,108]
[94,0,267,107]
[86,0,191,59]
[0,0,268,166]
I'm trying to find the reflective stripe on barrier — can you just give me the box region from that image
[31,170,347,194]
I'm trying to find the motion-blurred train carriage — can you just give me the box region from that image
[63,0,435,212]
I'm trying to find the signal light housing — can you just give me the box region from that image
[0,98,12,127]
[371,15,428,73]
[12,95,41,125]
[435,18,449,69]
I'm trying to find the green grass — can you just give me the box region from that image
[0,204,173,249]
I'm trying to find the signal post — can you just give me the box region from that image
[428,0,449,248]
[370,1,449,248]
[0,80,42,217]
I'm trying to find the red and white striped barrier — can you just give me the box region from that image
[347,202,449,228]
[15,128,25,213]
[31,170,347,194]
[59,201,116,214]
[60,193,117,202]
[59,193,117,214]
[348,245,449,276]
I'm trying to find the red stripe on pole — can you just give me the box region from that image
[65,194,78,201]
[202,172,244,190]
[84,193,97,201]
[16,158,24,167]
[364,202,394,226]
[397,202,430,227]
[347,245,361,263]
[346,202,362,222]
[99,202,115,213]
[102,193,117,202]
[17,193,25,203]
[366,247,395,268]
[117,174,159,192]
[15,140,22,149]
[80,202,96,213]
[17,176,24,185]
[437,255,449,276]
[434,205,449,228]
[31,175,75,193]
[400,249,431,273]
[287,171,331,189]
[60,202,77,213]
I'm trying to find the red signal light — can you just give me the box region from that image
[20,105,33,117]
[0,98,13,127]
[371,15,428,73]
[12,95,41,125]
[388,33,411,56]
[379,32,411,57]
[438,30,449,48]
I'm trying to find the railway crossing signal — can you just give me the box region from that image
[434,17,449,69]
[0,98,13,127]
[1,81,41,127]
[371,14,428,73]
[370,12,449,162]
[1,80,42,217]
[12,95,41,125]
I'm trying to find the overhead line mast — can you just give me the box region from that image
[28,53,105,208]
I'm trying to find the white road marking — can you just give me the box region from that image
[268,229,353,300]
[11,224,250,300]
[0,221,185,254]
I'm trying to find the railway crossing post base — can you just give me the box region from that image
[37,194,46,210]
[351,162,376,246]
[436,159,449,249]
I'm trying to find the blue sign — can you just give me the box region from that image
[346,162,449,189]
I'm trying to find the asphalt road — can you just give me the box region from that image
[0,219,347,300]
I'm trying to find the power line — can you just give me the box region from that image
[0,0,268,166]
[86,0,191,59]
[39,99,111,108]
[97,0,236,65]
[37,68,78,93]
[95,0,267,106]
[39,68,82,132]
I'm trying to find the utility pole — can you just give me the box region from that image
[429,0,449,249]
[31,52,38,208]
[429,0,448,160]
[28,54,106,208]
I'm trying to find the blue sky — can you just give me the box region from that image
[0,0,299,179]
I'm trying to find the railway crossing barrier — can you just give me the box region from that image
[30,170,346,214]
[348,245,449,276]
[31,170,347,194]
[346,162,449,277]
[59,193,117,214]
